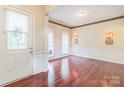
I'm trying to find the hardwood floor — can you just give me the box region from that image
[6,56,124,87]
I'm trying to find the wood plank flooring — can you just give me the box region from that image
[6,56,124,87]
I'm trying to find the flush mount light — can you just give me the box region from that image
[75,10,86,17]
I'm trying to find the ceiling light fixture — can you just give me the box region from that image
[75,10,86,17]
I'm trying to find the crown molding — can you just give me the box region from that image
[49,15,124,29]
[72,15,124,28]
[48,20,72,29]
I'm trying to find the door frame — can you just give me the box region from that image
[0,5,35,86]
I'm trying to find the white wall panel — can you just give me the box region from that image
[72,47,124,64]
[33,51,48,74]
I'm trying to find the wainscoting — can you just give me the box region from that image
[72,47,124,64]
[33,51,48,74]
[48,48,71,60]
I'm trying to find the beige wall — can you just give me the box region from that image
[48,23,72,59]
[72,18,124,49]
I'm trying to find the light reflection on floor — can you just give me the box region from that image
[61,58,70,80]
[48,64,55,86]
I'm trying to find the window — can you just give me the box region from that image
[48,31,54,57]
[62,32,69,54]
[5,9,29,49]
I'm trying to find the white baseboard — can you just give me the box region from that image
[48,53,70,60]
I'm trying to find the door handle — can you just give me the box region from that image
[29,48,33,54]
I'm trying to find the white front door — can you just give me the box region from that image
[0,6,33,85]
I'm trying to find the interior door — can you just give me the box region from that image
[0,6,33,85]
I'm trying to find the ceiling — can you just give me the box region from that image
[48,5,124,28]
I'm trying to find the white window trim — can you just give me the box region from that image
[62,31,69,54]
[48,31,54,57]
